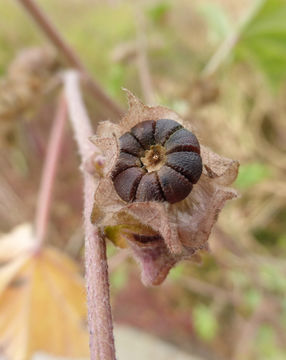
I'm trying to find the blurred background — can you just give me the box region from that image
[0,0,286,359]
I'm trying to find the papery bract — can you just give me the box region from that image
[91,91,239,286]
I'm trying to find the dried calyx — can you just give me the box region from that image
[111,119,203,204]
[91,91,239,286]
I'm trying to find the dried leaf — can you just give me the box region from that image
[0,224,89,360]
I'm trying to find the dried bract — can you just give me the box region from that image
[91,91,239,286]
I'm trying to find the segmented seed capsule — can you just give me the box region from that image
[111,119,202,204]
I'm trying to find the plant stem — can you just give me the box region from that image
[201,0,262,77]
[18,0,124,119]
[34,94,67,249]
[135,8,155,105]
[201,31,238,77]
[64,71,116,360]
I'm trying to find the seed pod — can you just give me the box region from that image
[111,119,203,204]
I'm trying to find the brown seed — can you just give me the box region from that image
[119,132,144,156]
[111,152,142,179]
[165,128,200,154]
[157,165,193,204]
[166,151,202,184]
[131,120,156,149]
[135,172,165,202]
[113,167,146,202]
[154,119,182,145]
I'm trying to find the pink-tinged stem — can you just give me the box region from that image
[34,94,67,249]
[64,71,116,360]
[18,0,123,119]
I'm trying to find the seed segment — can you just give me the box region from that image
[111,119,202,204]
[112,167,145,202]
[157,166,193,204]
[118,132,144,156]
[164,128,200,154]
[166,152,202,184]
[154,119,182,145]
[131,120,156,149]
[136,172,165,202]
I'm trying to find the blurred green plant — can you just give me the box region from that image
[106,64,126,98]
[110,264,129,292]
[146,1,172,24]
[256,324,285,360]
[235,162,271,189]
[259,264,286,293]
[234,0,286,89]
[198,2,231,43]
[228,270,249,287]
[202,0,286,89]
[243,288,262,311]
[193,304,218,341]
[169,263,185,280]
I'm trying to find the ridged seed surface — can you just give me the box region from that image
[112,119,202,204]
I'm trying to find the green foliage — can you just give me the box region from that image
[280,300,286,329]
[106,64,126,98]
[234,0,286,89]
[169,263,185,280]
[243,288,262,311]
[193,304,218,341]
[198,2,231,43]
[110,265,128,292]
[256,324,285,360]
[106,243,117,258]
[228,270,249,287]
[235,162,271,189]
[147,1,172,23]
[259,264,286,293]
[278,234,286,250]
[253,228,278,246]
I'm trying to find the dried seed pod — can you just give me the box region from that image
[92,91,239,286]
[111,119,203,204]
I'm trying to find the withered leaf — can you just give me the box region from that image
[0,224,89,360]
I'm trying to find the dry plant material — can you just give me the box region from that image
[0,47,59,120]
[0,223,89,360]
[91,91,239,286]
[64,71,115,360]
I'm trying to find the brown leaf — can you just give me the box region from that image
[0,224,89,360]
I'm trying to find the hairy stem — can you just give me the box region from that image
[34,94,67,249]
[18,0,123,118]
[64,71,116,360]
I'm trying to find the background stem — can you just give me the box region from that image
[18,0,123,118]
[34,94,67,249]
[64,71,116,360]
[135,8,155,105]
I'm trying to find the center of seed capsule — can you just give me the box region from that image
[141,144,166,172]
